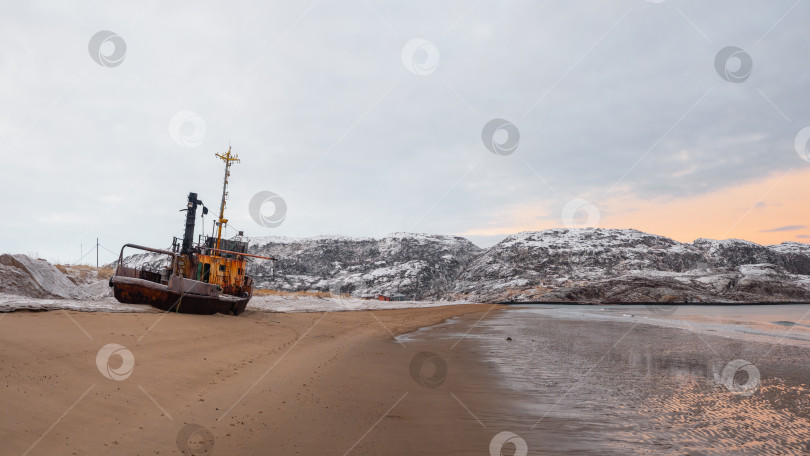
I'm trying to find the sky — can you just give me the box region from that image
[1,0,809,265]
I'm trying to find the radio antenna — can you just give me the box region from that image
[214,146,240,250]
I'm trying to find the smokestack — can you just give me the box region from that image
[182,192,200,254]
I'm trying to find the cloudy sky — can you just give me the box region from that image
[2,0,809,264]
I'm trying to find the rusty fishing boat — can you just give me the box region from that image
[110,148,274,315]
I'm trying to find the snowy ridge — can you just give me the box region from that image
[247,232,481,299]
[114,229,810,304]
[117,251,171,270]
[249,234,375,245]
[769,242,810,255]
[452,229,810,303]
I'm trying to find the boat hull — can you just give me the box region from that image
[112,276,250,315]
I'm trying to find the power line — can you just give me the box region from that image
[98,243,119,256]
[73,246,97,264]
[71,239,120,266]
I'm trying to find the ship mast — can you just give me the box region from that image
[214,146,240,250]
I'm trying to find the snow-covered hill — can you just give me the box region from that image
[247,233,482,299]
[449,228,810,303]
[114,229,810,304]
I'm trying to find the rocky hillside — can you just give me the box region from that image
[114,229,810,304]
[247,233,482,299]
[449,229,810,303]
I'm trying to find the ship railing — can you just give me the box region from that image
[114,244,178,283]
[197,246,277,262]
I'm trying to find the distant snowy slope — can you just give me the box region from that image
[116,251,171,270]
[247,233,482,299]
[113,228,810,304]
[693,238,810,274]
[450,228,810,303]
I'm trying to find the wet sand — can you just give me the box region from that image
[449,305,810,455]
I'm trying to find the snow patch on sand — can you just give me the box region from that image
[247,295,473,313]
[0,294,150,313]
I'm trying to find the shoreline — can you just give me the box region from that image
[3,289,809,316]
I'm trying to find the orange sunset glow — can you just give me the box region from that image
[463,166,810,245]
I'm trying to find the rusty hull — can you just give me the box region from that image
[112,276,249,315]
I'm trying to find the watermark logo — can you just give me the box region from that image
[482,119,520,156]
[561,199,600,228]
[646,303,679,315]
[794,126,810,163]
[176,424,214,456]
[88,30,126,67]
[329,276,367,304]
[168,111,207,148]
[489,431,528,456]
[714,46,752,83]
[721,359,760,396]
[401,38,440,75]
[96,343,135,381]
[409,351,447,388]
[248,191,287,228]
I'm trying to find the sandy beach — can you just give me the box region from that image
[0,304,506,455]
[4,303,810,455]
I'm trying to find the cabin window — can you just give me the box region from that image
[219,265,226,272]
[198,263,211,283]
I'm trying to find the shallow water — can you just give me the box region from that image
[522,303,810,348]
[407,304,810,455]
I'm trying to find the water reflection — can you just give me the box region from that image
[438,305,810,455]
